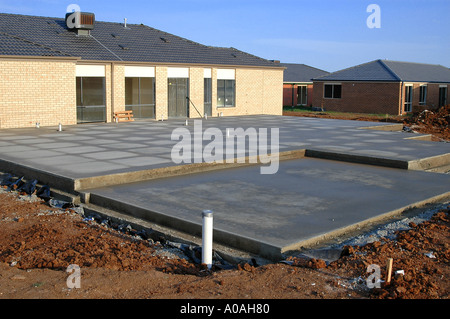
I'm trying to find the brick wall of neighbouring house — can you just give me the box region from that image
[283,84,294,106]
[425,84,441,110]
[312,81,402,115]
[0,58,77,129]
[283,84,314,107]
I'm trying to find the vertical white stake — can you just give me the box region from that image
[202,210,213,269]
[58,123,62,132]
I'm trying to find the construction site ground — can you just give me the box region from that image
[0,188,448,302]
[0,106,449,304]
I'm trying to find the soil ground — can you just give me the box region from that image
[283,104,450,141]
[1,107,449,304]
[0,187,448,301]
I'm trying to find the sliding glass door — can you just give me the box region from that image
[76,77,106,123]
[125,77,156,118]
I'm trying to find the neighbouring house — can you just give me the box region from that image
[280,63,328,107]
[0,12,284,129]
[312,59,450,115]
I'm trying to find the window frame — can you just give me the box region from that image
[76,76,106,123]
[217,79,236,108]
[125,76,156,118]
[419,85,427,106]
[323,83,342,99]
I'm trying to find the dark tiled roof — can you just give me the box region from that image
[383,60,450,83]
[0,31,72,57]
[0,13,280,68]
[280,63,328,83]
[313,59,450,83]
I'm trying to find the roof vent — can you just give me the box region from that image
[65,12,95,32]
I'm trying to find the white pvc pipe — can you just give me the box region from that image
[202,210,213,269]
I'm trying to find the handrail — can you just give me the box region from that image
[186,96,204,118]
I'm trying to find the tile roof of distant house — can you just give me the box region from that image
[312,59,450,83]
[0,12,280,68]
[280,63,329,83]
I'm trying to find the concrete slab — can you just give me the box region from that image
[0,115,449,191]
[1,116,449,259]
[87,158,450,260]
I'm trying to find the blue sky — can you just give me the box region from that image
[1,0,449,72]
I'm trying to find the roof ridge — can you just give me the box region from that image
[228,47,276,65]
[382,59,447,68]
[281,62,329,73]
[378,59,402,81]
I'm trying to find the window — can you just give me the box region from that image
[419,85,427,105]
[125,77,155,118]
[76,77,106,123]
[217,79,235,107]
[404,85,413,112]
[324,84,342,99]
[297,85,307,105]
[204,77,212,116]
[439,86,448,107]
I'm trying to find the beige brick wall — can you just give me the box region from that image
[0,58,77,129]
[189,67,205,118]
[105,64,112,122]
[0,59,283,129]
[263,69,284,115]
[112,64,125,115]
[155,66,168,121]
[217,68,283,117]
[133,65,283,119]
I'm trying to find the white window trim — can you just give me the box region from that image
[125,66,155,78]
[217,69,235,80]
[167,67,189,78]
[76,65,105,77]
[204,68,212,79]
[419,84,427,105]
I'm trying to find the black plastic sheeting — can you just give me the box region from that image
[1,173,50,201]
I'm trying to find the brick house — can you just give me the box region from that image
[312,59,450,115]
[0,12,284,129]
[280,63,328,107]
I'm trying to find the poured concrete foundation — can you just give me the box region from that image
[87,158,450,259]
[0,115,449,260]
